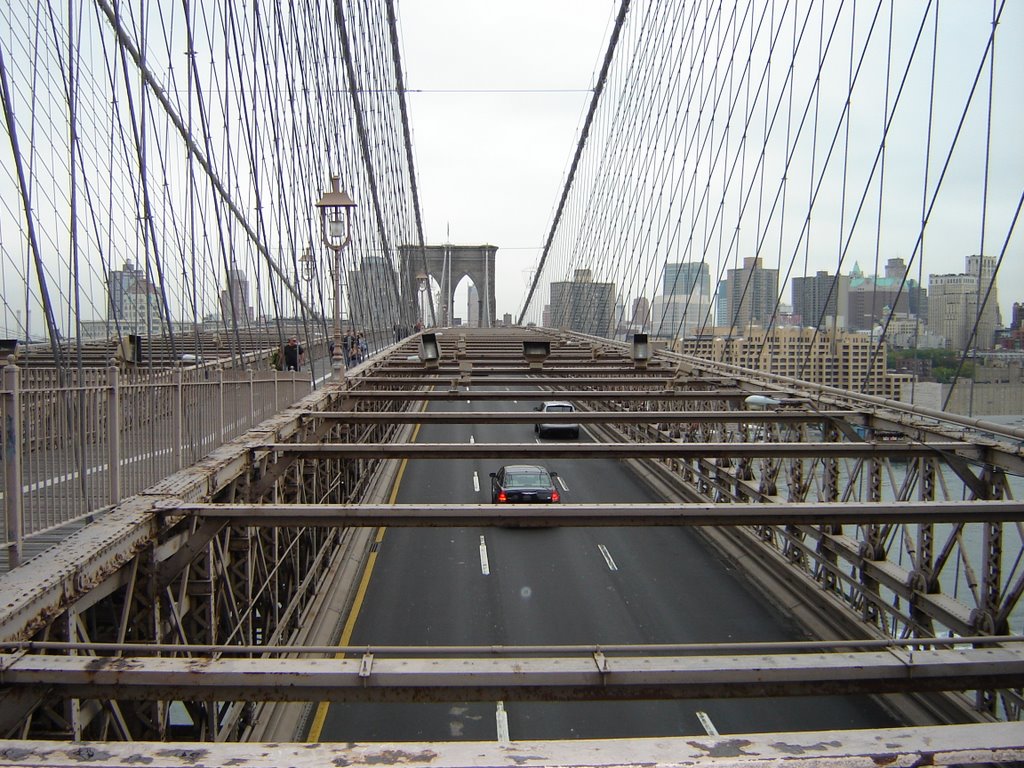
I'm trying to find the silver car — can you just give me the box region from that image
[534,401,579,439]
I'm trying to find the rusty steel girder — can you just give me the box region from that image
[0,723,1019,767]
[3,326,1024,745]
[2,646,1022,703]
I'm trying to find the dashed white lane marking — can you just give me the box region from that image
[597,544,618,572]
[470,434,475,444]
[479,535,490,575]
[473,471,480,493]
[556,475,569,491]
[696,711,719,736]
[495,701,510,743]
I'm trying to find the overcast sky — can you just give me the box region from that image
[395,1,1023,324]
[397,1,618,319]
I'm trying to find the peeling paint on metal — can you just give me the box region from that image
[0,748,33,761]
[155,749,210,765]
[686,738,754,758]
[506,754,551,766]
[358,749,438,765]
[69,746,116,762]
[770,739,843,755]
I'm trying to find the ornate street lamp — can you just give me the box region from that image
[315,175,357,377]
[416,272,428,328]
[299,245,315,283]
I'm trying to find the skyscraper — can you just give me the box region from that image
[847,258,922,330]
[792,270,849,330]
[928,255,1001,350]
[722,257,779,330]
[467,284,480,327]
[655,261,713,337]
[662,262,710,298]
[630,296,651,328]
[220,268,251,327]
[108,260,167,336]
[548,269,616,337]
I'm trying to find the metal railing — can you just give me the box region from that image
[1,361,315,564]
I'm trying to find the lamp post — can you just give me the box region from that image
[415,272,428,328]
[315,175,357,378]
[299,245,315,284]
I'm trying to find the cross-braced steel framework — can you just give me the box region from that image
[0,327,1023,766]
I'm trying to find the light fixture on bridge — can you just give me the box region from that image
[632,333,650,369]
[316,175,357,252]
[522,339,550,370]
[315,175,357,378]
[419,332,440,369]
[299,245,315,283]
[415,272,428,328]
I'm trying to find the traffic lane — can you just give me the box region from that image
[320,395,516,742]
[495,454,895,737]
[321,395,896,741]
[483,406,897,732]
[492,519,895,737]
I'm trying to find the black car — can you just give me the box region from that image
[489,464,560,503]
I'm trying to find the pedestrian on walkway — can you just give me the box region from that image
[282,336,305,371]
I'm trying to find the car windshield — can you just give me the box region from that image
[546,405,573,412]
[506,472,549,488]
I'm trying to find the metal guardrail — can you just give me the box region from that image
[1,362,315,565]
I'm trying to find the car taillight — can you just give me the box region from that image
[497,490,507,502]
[551,488,560,502]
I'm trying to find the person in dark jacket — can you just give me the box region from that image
[282,337,304,371]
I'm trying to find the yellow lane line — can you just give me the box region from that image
[308,409,426,742]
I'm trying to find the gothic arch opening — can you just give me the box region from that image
[399,245,497,328]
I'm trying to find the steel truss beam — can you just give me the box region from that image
[307,409,858,424]
[0,723,1019,767]
[342,389,754,401]
[266,441,975,460]
[3,647,1022,702]
[3,328,1023,743]
[168,500,1024,527]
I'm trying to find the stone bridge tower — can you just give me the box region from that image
[399,244,497,327]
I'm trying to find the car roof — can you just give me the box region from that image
[501,464,549,473]
[542,401,574,408]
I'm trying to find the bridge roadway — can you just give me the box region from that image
[314,386,896,741]
[1,327,1023,766]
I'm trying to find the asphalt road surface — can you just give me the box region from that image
[318,386,898,741]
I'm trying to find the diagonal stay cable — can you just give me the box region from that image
[517,0,631,325]
[91,0,318,319]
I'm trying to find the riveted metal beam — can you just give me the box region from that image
[1,647,1021,702]
[340,389,752,401]
[168,499,1024,527]
[303,409,859,424]
[0,723,1020,767]
[264,441,975,460]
